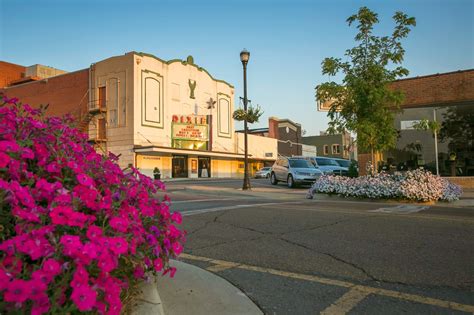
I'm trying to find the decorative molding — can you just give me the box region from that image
[141,70,164,129]
[188,79,196,99]
[217,96,231,138]
[133,51,235,88]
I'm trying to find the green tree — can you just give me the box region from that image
[316,7,416,173]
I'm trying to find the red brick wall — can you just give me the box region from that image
[0,61,26,88]
[0,69,89,119]
[390,69,474,108]
[268,118,279,139]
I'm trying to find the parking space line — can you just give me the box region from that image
[180,253,474,313]
[320,286,371,315]
[173,198,239,204]
[181,201,310,216]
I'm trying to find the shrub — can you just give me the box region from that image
[307,169,462,202]
[0,96,185,314]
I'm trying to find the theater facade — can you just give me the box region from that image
[1,52,278,179]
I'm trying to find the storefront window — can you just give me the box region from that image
[387,103,474,176]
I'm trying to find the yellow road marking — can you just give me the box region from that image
[180,253,474,313]
[206,262,240,272]
[320,286,371,315]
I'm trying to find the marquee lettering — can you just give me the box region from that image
[172,115,207,125]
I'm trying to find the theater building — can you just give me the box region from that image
[1,52,277,179]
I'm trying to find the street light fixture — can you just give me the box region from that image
[240,49,251,190]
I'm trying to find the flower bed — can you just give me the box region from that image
[0,96,185,314]
[307,169,462,202]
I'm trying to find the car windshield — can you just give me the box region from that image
[260,167,271,171]
[335,160,350,167]
[289,159,313,168]
[315,158,339,166]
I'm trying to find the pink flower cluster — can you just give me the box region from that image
[0,96,185,314]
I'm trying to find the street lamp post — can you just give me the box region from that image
[240,49,251,190]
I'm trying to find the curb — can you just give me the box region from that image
[131,278,165,315]
[308,193,474,208]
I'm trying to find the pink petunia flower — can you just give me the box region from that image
[0,268,12,290]
[172,242,183,256]
[4,279,32,303]
[171,212,183,224]
[42,258,61,276]
[50,206,73,226]
[32,269,53,286]
[86,225,103,241]
[109,237,128,255]
[0,140,20,152]
[76,173,94,186]
[0,151,11,168]
[153,258,163,271]
[109,217,129,233]
[71,284,97,311]
[46,162,61,174]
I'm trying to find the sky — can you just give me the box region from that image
[1,0,473,136]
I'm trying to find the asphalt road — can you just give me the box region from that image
[164,178,474,315]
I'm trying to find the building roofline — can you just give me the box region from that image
[269,116,301,127]
[0,61,26,68]
[2,68,88,89]
[394,69,474,83]
[131,51,235,89]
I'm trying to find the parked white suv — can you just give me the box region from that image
[270,157,323,188]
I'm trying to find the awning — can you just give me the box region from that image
[133,145,276,161]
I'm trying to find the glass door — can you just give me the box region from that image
[198,157,211,178]
[172,155,188,178]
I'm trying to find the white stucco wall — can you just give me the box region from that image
[90,54,135,168]
[133,53,235,152]
[236,133,278,161]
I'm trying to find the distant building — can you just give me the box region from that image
[302,131,354,160]
[238,117,317,158]
[0,62,67,87]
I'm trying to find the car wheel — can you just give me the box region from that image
[287,175,295,188]
[266,173,270,179]
[270,173,278,185]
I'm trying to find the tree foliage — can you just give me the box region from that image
[439,106,474,151]
[316,7,416,156]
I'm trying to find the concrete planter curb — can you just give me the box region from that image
[131,278,165,315]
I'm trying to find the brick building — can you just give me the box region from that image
[302,131,355,160]
[357,69,474,176]
[0,61,26,88]
[237,117,317,159]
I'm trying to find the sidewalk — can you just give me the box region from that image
[155,260,263,315]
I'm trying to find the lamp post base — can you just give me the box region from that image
[242,176,251,190]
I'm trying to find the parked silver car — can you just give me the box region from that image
[255,167,272,178]
[306,156,349,176]
[270,157,323,188]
